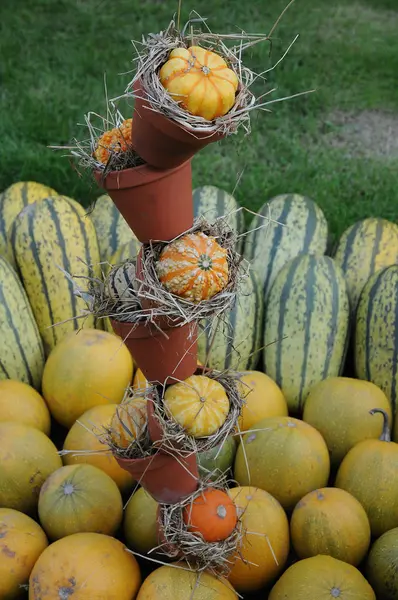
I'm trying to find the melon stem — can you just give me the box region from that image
[369,408,391,442]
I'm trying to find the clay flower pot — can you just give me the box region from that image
[116,451,198,504]
[94,159,193,243]
[111,319,198,385]
[132,80,225,169]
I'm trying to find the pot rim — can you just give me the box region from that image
[94,157,191,191]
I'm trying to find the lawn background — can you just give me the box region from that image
[0,0,397,239]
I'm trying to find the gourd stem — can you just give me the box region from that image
[369,408,391,442]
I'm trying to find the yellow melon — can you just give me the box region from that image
[0,380,51,435]
[124,488,159,555]
[42,329,133,428]
[237,371,288,433]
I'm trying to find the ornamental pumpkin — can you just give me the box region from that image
[268,555,375,600]
[234,416,330,511]
[137,563,238,599]
[366,527,398,600]
[164,375,230,437]
[29,533,141,600]
[93,118,133,165]
[110,396,147,449]
[38,464,123,541]
[107,261,138,301]
[156,232,229,303]
[183,488,237,542]
[227,486,289,593]
[62,404,134,493]
[290,488,371,566]
[0,379,51,435]
[336,408,398,537]
[303,377,392,467]
[0,508,48,600]
[159,46,239,121]
[237,371,288,433]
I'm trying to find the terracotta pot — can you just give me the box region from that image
[132,80,225,169]
[111,319,198,385]
[116,451,198,504]
[93,159,193,243]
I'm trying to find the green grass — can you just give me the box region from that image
[1,0,398,239]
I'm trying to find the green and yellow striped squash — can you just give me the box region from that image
[334,218,398,315]
[193,185,244,251]
[244,194,328,300]
[264,254,350,414]
[89,194,140,263]
[0,256,45,388]
[0,181,57,260]
[355,265,398,415]
[107,239,141,272]
[197,270,263,370]
[9,196,101,356]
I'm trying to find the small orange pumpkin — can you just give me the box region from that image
[159,46,239,121]
[94,118,133,165]
[110,397,147,449]
[164,375,230,437]
[156,232,229,303]
[183,488,237,542]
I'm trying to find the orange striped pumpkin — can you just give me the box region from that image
[156,232,229,303]
[163,375,230,437]
[110,397,147,449]
[94,119,133,165]
[159,46,239,121]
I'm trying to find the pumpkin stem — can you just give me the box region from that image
[369,408,391,442]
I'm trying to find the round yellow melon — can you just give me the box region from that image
[42,329,133,428]
[291,487,371,566]
[0,422,62,514]
[303,377,392,467]
[237,371,288,433]
[0,380,51,435]
[38,464,123,540]
[268,555,376,600]
[137,563,237,599]
[227,486,289,593]
[62,404,134,492]
[0,508,48,599]
[29,533,141,600]
[124,488,159,555]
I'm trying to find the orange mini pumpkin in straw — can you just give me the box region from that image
[183,488,238,543]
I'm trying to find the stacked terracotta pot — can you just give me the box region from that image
[95,85,224,505]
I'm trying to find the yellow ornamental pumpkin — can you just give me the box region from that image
[0,380,51,435]
[156,232,229,303]
[93,119,133,165]
[268,555,375,600]
[110,396,148,449]
[159,46,239,121]
[164,375,230,437]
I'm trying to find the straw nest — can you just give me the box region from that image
[149,368,244,456]
[124,10,305,137]
[156,477,242,575]
[138,217,249,327]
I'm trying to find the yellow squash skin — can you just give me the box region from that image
[90,194,140,262]
[137,563,237,599]
[334,217,398,314]
[159,46,238,121]
[366,527,398,600]
[164,375,230,437]
[268,555,375,600]
[355,265,398,415]
[234,416,330,511]
[0,380,51,435]
[0,181,57,259]
[123,488,159,555]
[290,487,371,566]
[9,196,101,355]
[303,377,393,467]
[0,256,45,389]
[237,371,288,433]
[0,508,48,600]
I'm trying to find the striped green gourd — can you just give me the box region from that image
[90,194,140,262]
[198,270,263,370]
[334,218,398,315]
[355,265,398,415]
[244,194,328,300]
[264,254,350,414]
[0,256,45,389]
[193,185,244,251]
[9,196,101,355]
